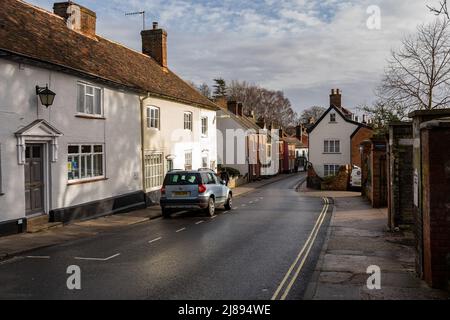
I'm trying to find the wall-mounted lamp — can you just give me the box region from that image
[36,85,56,108]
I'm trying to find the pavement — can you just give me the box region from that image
[299,183,449,300]
[0,172,304,263]
[0,172,333,300]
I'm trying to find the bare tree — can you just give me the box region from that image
[428,0,450,19]
[197,83,211,99]
[380,19,450,111]
[299,106,327,124]
[227,80,297,128]
[357,100,407,132]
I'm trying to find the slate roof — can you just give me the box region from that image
[0,0,218,110]
[307,105,373,134]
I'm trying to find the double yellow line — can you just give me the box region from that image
[271,197,330,300]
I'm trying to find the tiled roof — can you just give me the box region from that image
[0,0,218,110]
[217,103,262,132]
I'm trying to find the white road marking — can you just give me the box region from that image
[176,228,187,233]
[26,256,50,259]
[249,201,254,204]
[233,207,239,210]
[210,215,217,219]
[241,204,247,207]
[195,220,205,225]
[74,253,121,262]
[148,237,162,244]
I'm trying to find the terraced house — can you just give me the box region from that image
[0,0,218,236]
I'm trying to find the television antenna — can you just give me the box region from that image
[125,11,146,30]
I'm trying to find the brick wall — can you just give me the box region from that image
[409,109,450,279]
[321,165,351,191]
[421,124,450,289]
[361,137,387,208]
[387,123,414,231]
[351,127,373,167]
[370,138,387,208]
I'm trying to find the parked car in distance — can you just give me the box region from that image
[350,166,362,188]
[160,169,233,218]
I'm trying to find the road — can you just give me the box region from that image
[0,174,332,300]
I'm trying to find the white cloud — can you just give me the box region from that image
[26,0,439,112]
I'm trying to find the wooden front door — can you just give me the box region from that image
[25,144,44,216]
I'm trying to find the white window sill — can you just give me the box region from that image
[145,186,162,193]
[67,177,107,186]
[75,114,106,120]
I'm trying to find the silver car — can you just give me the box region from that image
[160,170,233,218]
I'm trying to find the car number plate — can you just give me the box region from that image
[173,192,190,197]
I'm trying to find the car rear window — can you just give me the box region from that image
[164,173,200,185]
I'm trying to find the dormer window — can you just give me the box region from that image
[330,113,336,123]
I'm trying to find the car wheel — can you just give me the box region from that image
[205,197,215,217]
[224,194,232,211]
[162,207,172,219]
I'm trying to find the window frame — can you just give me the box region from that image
[76,82,103,117]
[330,113,337,123]
[324,164,340,177]
[147,106,160,130]
[184,112,193,131]
[324,139,341,154]
[185,150,193,170]
[144,152,164,191]
[68,144,105,183]
[201,116,208,137]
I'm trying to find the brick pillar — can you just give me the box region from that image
[420,119,450,289]
[360,140,372,199]
[370,137,387,208]
[409,109,450,278]
[387,123,414,231]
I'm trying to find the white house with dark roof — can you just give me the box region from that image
[307,89,372,178]
[0,0,218,235]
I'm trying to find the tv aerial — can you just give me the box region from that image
[125,11,146,30]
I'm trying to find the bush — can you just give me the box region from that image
[218,166,241,178]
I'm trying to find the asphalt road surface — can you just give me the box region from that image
[0,174,332,300]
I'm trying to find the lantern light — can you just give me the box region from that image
[36,85,56,108]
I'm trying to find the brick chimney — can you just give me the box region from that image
[330,89,342,108]
[227,101,238,115]
[296,125,302,140]
[141,22,168,70]
[53,2,96,37]
[237,103,244,117]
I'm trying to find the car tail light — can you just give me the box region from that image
[161,186,166,195]
[198,184,207,194]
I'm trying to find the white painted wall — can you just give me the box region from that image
[0,59,142,223]
[216,109,249,177]
[309,108,358,177]
[142,96,217,191]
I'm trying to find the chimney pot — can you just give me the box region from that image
[153,22,158,30]
[330,88,342,108]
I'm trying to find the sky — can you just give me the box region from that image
[26,0,438,114]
